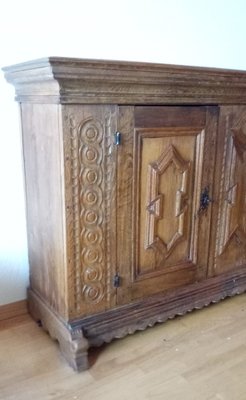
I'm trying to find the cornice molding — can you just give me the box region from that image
[3,57,246,104]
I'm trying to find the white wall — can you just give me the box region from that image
[1,0,246,305]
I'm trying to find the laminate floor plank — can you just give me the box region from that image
[0,295,246,400]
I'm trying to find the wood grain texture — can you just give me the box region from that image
[62,105,117,318]
[21,103,68,319]
[134,106,207,127]
[1,295,246,400]
[3,57,246,104]
[28,289,89,371]
[0,300,27,322]
[115,107,135,305]
[208,106,246,277]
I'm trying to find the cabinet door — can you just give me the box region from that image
[116,106,218,304]
[208,106,246,276]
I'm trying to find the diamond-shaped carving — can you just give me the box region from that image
[217,119,246,256]
[231,118,246,162]
[145,144,190,259]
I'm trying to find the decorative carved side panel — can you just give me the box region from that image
[63,106,117,318]
[213,106,246,274]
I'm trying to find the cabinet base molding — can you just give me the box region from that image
[29,267,246,370]
[28,290,89,372]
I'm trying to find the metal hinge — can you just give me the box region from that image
[114,131,121,146]
[113,273,121,288]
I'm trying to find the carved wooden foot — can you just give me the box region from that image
[28,289,89,371]
[58,327,89,371]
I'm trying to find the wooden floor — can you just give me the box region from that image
[1,295,246,400]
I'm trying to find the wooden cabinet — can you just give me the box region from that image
[3,58,246,371]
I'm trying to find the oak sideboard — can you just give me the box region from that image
[3,58,246,371]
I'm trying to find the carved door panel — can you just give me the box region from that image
[208,106,246,276]
[117,106,218,304]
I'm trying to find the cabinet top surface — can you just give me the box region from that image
[3,56,246,74]
[3,57,246,105]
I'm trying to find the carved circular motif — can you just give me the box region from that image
[84,230,98,244]
[85,169,98,184]
[86,192,96,203]
[84,210,98,224]
[84,147,98,163]
[79,119,103,145]
[85,127,98,141]
[82,228,102,246]
[83,284,104,304]
[82,188,102,208]
[84,266,102,281]
[84,190,97,205]
[69,115,106,309]
[87,170,97,183]
[84,248,100,264]
[86,286,97,298]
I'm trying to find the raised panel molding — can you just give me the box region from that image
[216,111,246,261]
[145,144,190,259]
[134,126,206,282]
[231,115,246,162]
